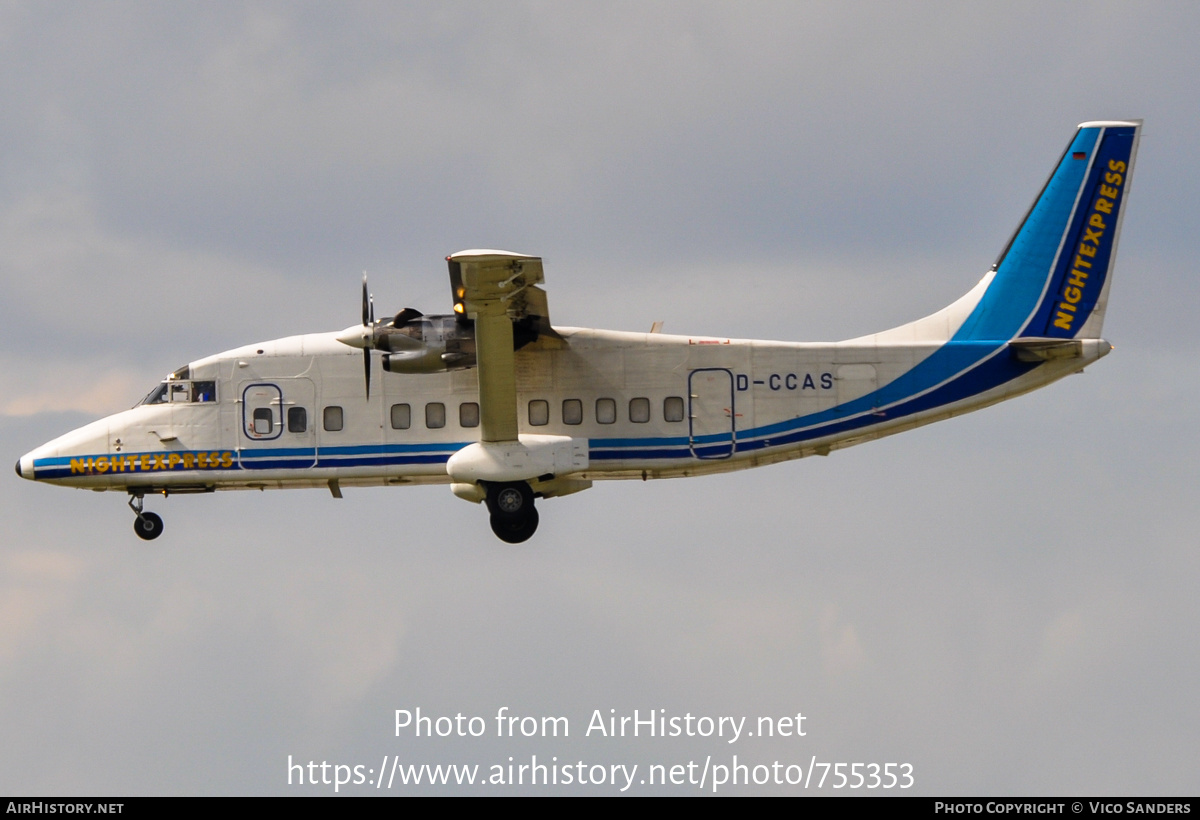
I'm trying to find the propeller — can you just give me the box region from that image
[335,274,432,393]
[362,274,374,399]
[334,273,377,399]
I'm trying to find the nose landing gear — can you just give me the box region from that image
[128,493,164,541]
[485,481,539,544]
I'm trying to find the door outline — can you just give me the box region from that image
[238,380,316,469]
[688,368,735,459]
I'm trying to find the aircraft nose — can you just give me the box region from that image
[15,453,35,481]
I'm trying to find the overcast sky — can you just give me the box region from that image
[3,1,1198,795]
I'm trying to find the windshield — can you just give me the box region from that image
[139,383,169,406]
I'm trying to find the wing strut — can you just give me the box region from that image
[475,311,518,442]
[447,250,548,443]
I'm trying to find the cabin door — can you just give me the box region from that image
[237,379,317,469]
[688,368,735,459]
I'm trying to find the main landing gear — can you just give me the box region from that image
[485,481,539,544]
[128,493,164,541]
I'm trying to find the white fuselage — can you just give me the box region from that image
[18,323,1107,494]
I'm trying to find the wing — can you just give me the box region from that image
[448,249,555,336]
[446,250,558,443]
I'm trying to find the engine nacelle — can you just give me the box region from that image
[376,314,478,373]
[343,307,543,375]
[382,346,476,374]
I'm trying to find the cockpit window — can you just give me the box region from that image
[139,379,217,406]
[140,383,169,405]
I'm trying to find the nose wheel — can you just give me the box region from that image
[128,494,164,541]
[486,482,539,544]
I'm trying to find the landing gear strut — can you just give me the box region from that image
[486,481,538,543]
[128,493,164,541]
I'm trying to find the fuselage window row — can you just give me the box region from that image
[529,396,685,426]
[309,396,688,435]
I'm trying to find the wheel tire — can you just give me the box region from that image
[490,507,539,544]
[488,482,533,518]
[134,512,164,541]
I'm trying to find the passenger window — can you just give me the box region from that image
[287,407,307,433]
[252,407,274,436]
[596,398,616,424]
[460,402,480,428]
[390,403,411,430]
[323,406,344,432]
[664,396,685,422]
[426,402,446,429]
[629,397,650,423]
[529,400,549,426]
[563,399,583,425]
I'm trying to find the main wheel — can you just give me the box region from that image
[487,482,533,518]
[490,507,539,544]
[134,512,164,541]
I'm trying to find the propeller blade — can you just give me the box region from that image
[363,347,371,400]
[392,307,423,327]
[361,273,372,399]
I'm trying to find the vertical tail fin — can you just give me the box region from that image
[955,120,1141,343]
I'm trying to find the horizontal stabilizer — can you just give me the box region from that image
[1007,337,1083,362]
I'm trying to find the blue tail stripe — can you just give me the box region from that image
[955,127,1100,342]
[1022,125,1137,337]
[720,124,1114,436]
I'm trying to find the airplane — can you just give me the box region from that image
[15,120,1141,544]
